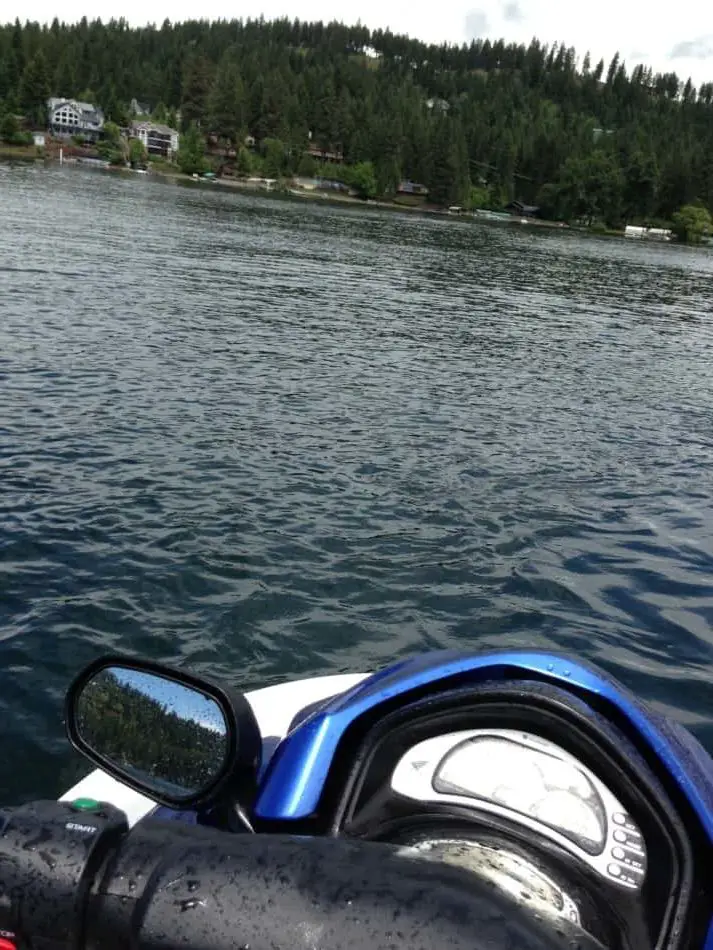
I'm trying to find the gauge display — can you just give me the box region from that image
[434,735,607,855]
[390,728,647,890]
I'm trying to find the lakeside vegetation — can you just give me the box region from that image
[1,17,713,240]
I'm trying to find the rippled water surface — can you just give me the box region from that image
[3,162,713,802]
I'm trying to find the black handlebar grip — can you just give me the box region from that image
[0,800,128,950]
[87,820,605,950]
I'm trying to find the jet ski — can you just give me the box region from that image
[1,648,713,950]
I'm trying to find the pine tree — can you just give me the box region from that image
[207,53,245,143]
[177,122,206,174]
[181,54,211,129]
[19,50,50,127]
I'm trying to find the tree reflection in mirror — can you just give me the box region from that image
[75,666,228,800]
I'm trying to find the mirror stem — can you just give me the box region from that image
[234,802,255,833]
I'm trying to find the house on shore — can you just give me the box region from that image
[47,98,104,142]
[397,180,429,197]
[306,143,344,163]
[505,200,540,218]
[131,121,179,159]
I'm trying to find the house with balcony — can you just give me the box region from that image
[131,121,179,159]
[47,98,104,141]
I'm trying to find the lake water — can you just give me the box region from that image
[3,162,713,803]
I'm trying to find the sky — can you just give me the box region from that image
[4,0,713,87]
[111,667,226,733]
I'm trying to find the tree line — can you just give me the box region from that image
[77,670,226,794]
[1,16,713,227]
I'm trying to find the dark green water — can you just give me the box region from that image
[3,162,713,804]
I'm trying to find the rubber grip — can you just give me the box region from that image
[87,820,605,950]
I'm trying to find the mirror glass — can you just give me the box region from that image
[75,665,229,801]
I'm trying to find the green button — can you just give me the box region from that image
[71,798,101,812]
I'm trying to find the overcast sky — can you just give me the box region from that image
[5,0,713,87]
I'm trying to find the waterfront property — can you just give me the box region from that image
[306,143,344,163]
[47,98,104,142]
[397,180,429,197]
[131,121,179,159]
[505,200,540,218]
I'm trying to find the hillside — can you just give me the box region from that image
[2,17,713,224]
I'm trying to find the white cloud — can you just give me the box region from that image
[465,9,490,39]
[4,0,713,86]
[670,35,713,61]
[502,1,523,23]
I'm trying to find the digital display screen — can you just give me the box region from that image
[433,735,607,855]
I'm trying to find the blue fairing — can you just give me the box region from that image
[254,649,713,846]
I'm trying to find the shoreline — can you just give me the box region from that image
[0,143,568,228]
[0,145,689,243]
[149,165,576,229]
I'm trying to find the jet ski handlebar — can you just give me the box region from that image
[0,799,601,950]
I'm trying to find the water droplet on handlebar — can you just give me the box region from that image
[177,898,207,912]
[187,880,199,892]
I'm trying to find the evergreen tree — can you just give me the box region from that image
[19,50,50,126]
[181,54,210,129]
[54,50,77,98]
[235,145,252,176]
[207,52,245,143]
[177,122,206,173]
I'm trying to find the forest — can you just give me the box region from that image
[77,669,227,795]
[1,16,713,228]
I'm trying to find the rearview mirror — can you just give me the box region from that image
[66,656,262,808]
